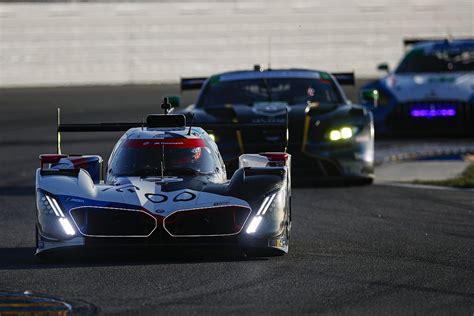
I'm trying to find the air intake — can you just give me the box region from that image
[164,206,251,237]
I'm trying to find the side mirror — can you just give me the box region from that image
[361,89,379,107]
[377,63,390,73]
[166,95,180,108]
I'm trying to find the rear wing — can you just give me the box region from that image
[403,37,473,49]
[56,109,289,154]
[182,73,355,88]
[181,77,208,91]
[332,72,355,86]
[403,37,452,47]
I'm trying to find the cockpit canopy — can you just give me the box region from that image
[109,136,218,177]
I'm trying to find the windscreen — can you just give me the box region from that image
[197,77,342,107]
[396,45,474,73]
[109,138,217,177]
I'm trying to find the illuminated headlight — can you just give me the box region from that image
[37,191,76,236]
[328,126,357,141]
[208,133,216,142]
[246,193,277,234]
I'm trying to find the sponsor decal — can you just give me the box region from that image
[213,201,230,206]
[427,76,456,84]
[124,138,206,149]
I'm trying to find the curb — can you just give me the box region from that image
[375,147,474,166]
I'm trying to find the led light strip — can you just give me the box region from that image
[45,194,76,236]
[245,216,263,234]
[257,193,276,216]
[50,197,65,217]
[45,195,61,217]
[58,218,76,236]
[246,193,277,234]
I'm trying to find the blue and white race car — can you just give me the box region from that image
[360,38,474,135]
[35,111,291,259]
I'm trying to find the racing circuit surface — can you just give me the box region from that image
[0,86,473,314]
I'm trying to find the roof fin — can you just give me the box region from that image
[161,97,172,115]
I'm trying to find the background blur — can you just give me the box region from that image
[1,0,473,88]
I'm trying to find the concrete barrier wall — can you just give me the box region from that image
[0,0,472,87]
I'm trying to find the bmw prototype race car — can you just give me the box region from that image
[35,111,291,258]
[360,38,474,135]
[175,67,374,183]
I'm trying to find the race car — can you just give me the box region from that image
[174,67,374,183]
[35,110,291,258]
[360,38,474,135]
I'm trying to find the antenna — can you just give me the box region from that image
[187,113,195,135]
[161,97,172,115]
[285,107,289,152]
[160,143,165,179]
[268,36,272,70]
[57,107,62,154]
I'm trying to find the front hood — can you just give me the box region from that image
[203,101,339,123]
[383,73,474,102]
[38,170,248,218]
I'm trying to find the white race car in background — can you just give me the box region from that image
[361,38,474,135]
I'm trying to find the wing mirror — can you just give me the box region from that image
[166,95,180,108]
[377,63,390,73]
[360,89,379,108]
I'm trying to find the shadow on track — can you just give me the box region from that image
[292,178,373,188]
[0,186,35,197]
[0,247,268,271]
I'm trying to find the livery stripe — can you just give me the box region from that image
[301,115,311,152]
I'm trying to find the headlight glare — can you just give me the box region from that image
[340,127,353,139]
[329,130,341,141]
[328,126,357,141]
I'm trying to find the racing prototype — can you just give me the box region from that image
[176,67,374,183]
[360,38,474,135]
[35,112,291,258]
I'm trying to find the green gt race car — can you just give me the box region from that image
[175,67,374,184]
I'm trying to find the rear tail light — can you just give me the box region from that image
[259,152,289,162]
[39,154,68,168]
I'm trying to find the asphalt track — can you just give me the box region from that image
[0,86,473,315]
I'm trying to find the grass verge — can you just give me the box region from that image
[412,163,474,188]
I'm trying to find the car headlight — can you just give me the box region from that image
[246,192,278,234]
[208,133,216,142]
[37,191,76,237]
[327,126,358,141]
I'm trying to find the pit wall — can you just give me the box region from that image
[0,0,472,87]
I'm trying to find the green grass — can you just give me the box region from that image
[413,163,474,188]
